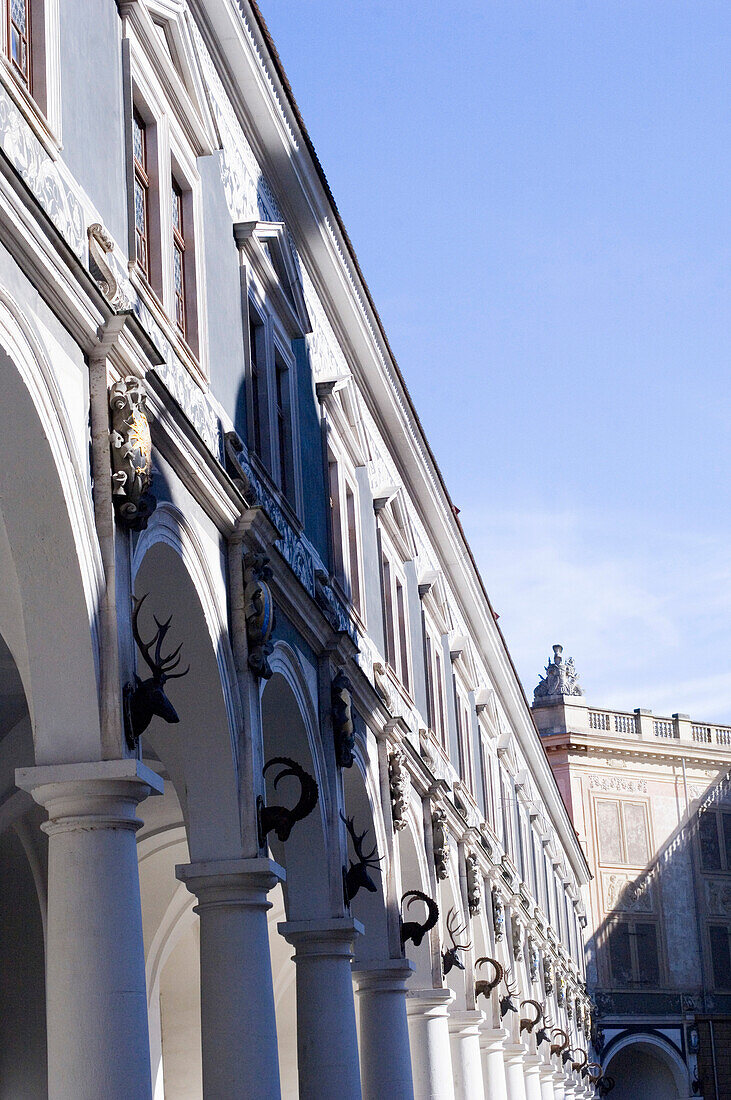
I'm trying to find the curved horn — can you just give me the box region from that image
[587,1062,603,1083]
[259,757,319,843]
[550,1028,569,1056]
[519,999,543,1034]
[571,1048,588,1072]
[403,890,439,932]
[474,956,504,995]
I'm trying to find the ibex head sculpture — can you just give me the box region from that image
[442,907,471,975]
[500,969,519,1018]
[475,956,504,1001]
[519,999,543,1034]
[571,1047,588,1073]
[550,1028,570,1058]
[400,890,439,949]
[597,1075,615,1097]
[341,812,381,903]
[124,594,189,748]
[587,1062,603,1086]
[258,757,319,845]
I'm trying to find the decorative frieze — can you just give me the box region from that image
[602,872,653,914]
[588,774,648,793]
[432,807,449,880]
[388,748,410,831]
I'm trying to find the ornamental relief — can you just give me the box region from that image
[602,872,654,914]
[705,879,731,917]
[588,775,648,793]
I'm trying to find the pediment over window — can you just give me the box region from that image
[234,220,312,339]
[124,0,218,155]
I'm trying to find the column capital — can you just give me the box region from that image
[16,758,163,835]
[176,857,285,911]
[447,1009,485,1038]
[352,957,414,993]
[278,916,364,958]
[405,986,454,1019]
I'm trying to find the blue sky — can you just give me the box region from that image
[258,1,731,721]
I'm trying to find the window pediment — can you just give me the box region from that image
[234,220,311,339]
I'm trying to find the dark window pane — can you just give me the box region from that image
[634,923,660,985]
[381,558,395,669]
[710,926,731,989]
[608,922,632,985]
[328,458,343,581]
[722,814,731,871]
[700,812,722,872]
[248,317,264,458]
[345,487,360,613]
[435,651,446,747]
[396,580,409,692]
[623,802,650,866]
[596,801,623,864]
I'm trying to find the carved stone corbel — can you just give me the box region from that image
[466,851,482,916]
[331,669,355,767]
[543,956,554,996]
[431,806,449,880]
[243,552,275,679]
[109,377,156,531]
[556,972,566,1007]
[89,222,131,312]
[512,918,523,962]
[527,935,539,982]
[491,885,505,940]
[388,748,410,831]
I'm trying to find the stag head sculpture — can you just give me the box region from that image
[535,1012,554,1048]
[257,757,319,846]
[124,594,189,749]
[474,956,504,1001]
[442,907,471,975]
[519,999,543,1035]
[500,969,519,1018]
[400,890,439,949]
[341,812,381,903]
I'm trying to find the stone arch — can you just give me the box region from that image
[603,1030,689,1100]
[132,503,243,862]
[0,286,103,763]
[261,641,332,919]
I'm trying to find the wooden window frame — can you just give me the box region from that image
[133,109,151,282]
[171,175,186,338]
[7,0,31,90]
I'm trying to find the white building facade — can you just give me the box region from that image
[0,3,594,1097]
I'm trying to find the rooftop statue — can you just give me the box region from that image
[534,644,583,700]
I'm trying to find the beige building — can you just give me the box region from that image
[533,645,731,1100]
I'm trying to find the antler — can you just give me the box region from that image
[519,999,543,1034]
[446,906,471,951]
[400,890,439,948]
[258,757,319,844]
[475,956,504,1000]
[132,595,189,679]
[341,812,380,867]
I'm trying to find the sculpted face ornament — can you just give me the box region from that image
[244,552,275,679]
[331,670,355,768]
[109,378,157,531]
[442,907,471,975]
[341,812,381,904]
[400,890,439,950]
[124,594,189,749]
[257,757,319,846]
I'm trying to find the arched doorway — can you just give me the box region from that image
[604,1033,689,1100]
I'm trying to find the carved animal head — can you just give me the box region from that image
[126,594,189,747]
[441,906,471,975]
[258,757,319,844]
[500,969,519,1018]
[587,1063,603,1086]
[400,890,439,949]
[519,999,543,1035]
[597,1075,615,1097]
[341,812,381,903]
[474,956,504,1001]
[571,1047,588,1073]
[550,1028,570,1058]
[535,1012,553,1048]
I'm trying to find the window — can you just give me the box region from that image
[7,0,30,89]
[709,925,731,989]
[595,800,650,867]
[171,177,186,337]
[606,918,660,986]
[274,353,294,500]
[133,111,150,281]
[327,452,362,615]
[249,314,266,459]
[380,548,410,693]
[455,696,475,793]
[699,810,731,873]
[424,631,447,748]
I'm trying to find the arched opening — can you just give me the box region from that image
[343,756,389,966]
[398,813,434,988]
[604,1033,688,1100]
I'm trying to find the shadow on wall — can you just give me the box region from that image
[591,768,731,1100]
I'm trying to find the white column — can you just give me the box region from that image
[405,988,456,1100]
[279,917,363,1100]
[16,760,162,1100]
[523,1055,544,1100]
[479,1027,509,1100]
[539,1066,557,1100]
[448,1010,485,1100]
[177,857,285,1099]
[504,1044,528,1100]
[553,1072,566,1100]
[353,959,415,1100]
